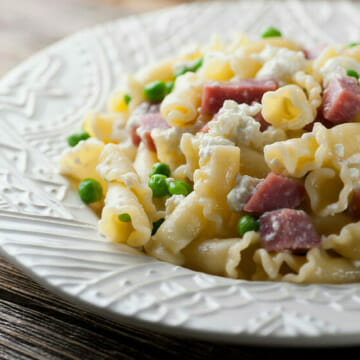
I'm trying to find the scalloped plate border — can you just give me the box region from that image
[1,0,360,347]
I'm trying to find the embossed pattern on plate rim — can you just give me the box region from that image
[1,0,360,346]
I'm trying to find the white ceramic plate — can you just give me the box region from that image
[2,0,360,347]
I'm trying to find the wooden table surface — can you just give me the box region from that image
[0,0,358,358]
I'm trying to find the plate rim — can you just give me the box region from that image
[1,0,360,346]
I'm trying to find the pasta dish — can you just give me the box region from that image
[59,28,360,283]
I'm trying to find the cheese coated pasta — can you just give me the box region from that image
[60,30,360,284]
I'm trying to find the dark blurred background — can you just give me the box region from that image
[0,0,209,76]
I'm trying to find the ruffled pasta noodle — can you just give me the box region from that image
[161,72,203,127]
[265,123,360,217]
[292,71,322,115]
[253,248,306,281]
[264,123,327,177]
[59,32,360,284]
[199,52,234,81]
[99,182,152,247]
[150,143,239,260]
[183,231,261,279]
[60,138,107,191]
[135,58,176,86]
[261,84,314,130]
[83,111,129,144]
[284,248,360,284]
[174,132,201,181]
[97,144,159,222]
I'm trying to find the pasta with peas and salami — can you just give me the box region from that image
[60,28,360,283]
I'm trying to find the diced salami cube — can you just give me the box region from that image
[349,188,360,220]
[303,108,335,132]
[201,79,278,114]
[139,113,169,131]
[253,110,270,131]
[129,102,162,148]
[244,172,306,214]
[138,113,170,152]
[130,126,141,147]
[303,44,327,60]
[323,76,360,124]
[259,209,320,252]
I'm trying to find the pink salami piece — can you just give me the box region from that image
[303,109,335,131]
[130,126,141,147]
[138,113,170,152]
[244,172,306,214]
[201,79,278,114]
[303,44,327,60]
[322,76,360,124]
[259,209,320,252]
[349,188,360,220]
[129,102,163,148]
[253,110,270,131]
[130,112,169,151]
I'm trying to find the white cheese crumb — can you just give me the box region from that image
[264,232,276,242]
[272,220,280,232]
[208,100,285,151]
[227,174,262,212]
[252,45,306,85]
[334,143,344,158]
[198,133,234,159]
[320,56,360,87]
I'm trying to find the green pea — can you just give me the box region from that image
[118,213,131,222]
[261,27,282,39]
[124,94,132,105]
[191,57,203,72]
[347,69,359,80]
[152,218,165,235]
[78,178,103,204]
[166,81,175,94]
[149,162,171,178]
[237,215,259,237]
[168,180,192,196]
[349,42,359,47]
[144,81,168,102]
[67,131,90,147]
[174,65,188,78]
[174,57,204,78]
[148,174,169,198]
